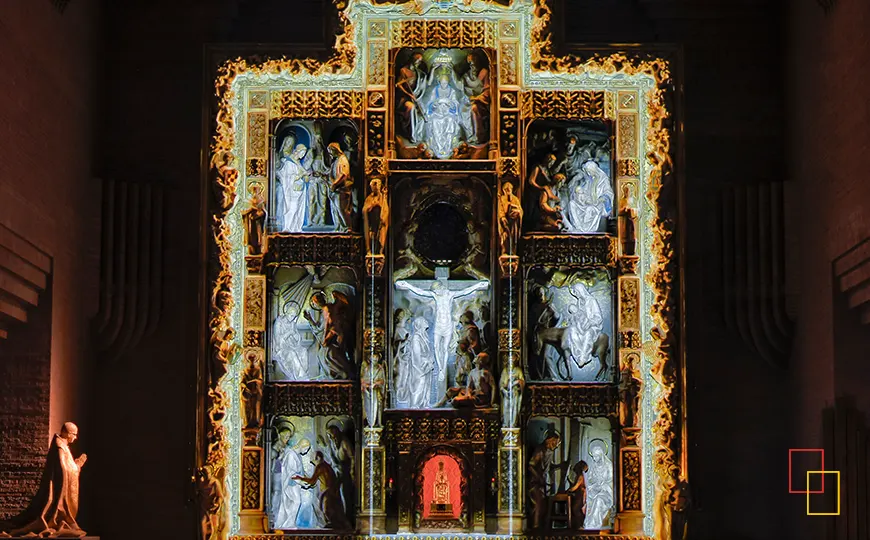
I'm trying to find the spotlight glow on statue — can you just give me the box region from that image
[395,279,489,402]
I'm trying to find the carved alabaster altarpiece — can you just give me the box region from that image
[202,1,683,539]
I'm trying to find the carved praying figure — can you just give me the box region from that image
[395,279,489,400]
[362,177,389,256]
[1,422,88,537]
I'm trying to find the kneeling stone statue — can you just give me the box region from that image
[0,422,88,538]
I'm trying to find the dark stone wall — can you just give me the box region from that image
[0,0,99,520]
[1,0,866,538]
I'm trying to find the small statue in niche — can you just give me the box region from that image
[241,187,267,256]
[327,142,354,232]
[361,353,386,428]
[303,286,355,380]
[0,422,88,537]
[432,461,452,510]
[618,183,637,256]
[528,430,562,530]
[567,461,589,530]
[240,349,264,429]
[363,177,389,256]
[619,353,642,428]
[292,451,350,529]
[499,354,525,428]
[498,181,523,256]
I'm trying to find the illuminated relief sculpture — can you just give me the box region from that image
[274,120,359,233]
[395,49,490,160]
[528,268,613,383]
[526,121,614,234]
[271,267,357,381]
[208,1,682,538]
[270,417,355,531]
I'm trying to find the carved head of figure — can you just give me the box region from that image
[327,425,342,444]
[413,316,429,333]
[544,432,562,451]
[552,173,567,188]
[312,450,325,467]
[546,153,557,169]
[474,352,490,370]
[327,142,343,158]
[310,292,327,310]
[439,75,449,89]
[411,52,424,68]
[369,177,383,194]
[275,419,295,448]
[589,441,607,463]
[459,310,475,325]
[293,144,308,162]
[480,304,490,321]
[61,422,79,444]
[431,281,445,292]
[573,460,589,477]
[502,182,514,196]
[566,135,578,152]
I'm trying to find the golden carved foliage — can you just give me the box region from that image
[391,19,496,48]
[521,90,606,119]
[271,90,365,119]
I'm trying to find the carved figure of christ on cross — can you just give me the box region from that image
[395,278,489,402]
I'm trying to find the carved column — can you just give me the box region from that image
[497,272,524,533]
[359,261,387,532]
[239,271,267,534]
[613,89,646,535]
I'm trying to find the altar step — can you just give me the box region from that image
[833,236,870,325]
[0,223,50,341]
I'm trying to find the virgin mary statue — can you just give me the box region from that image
[420,53,474,159]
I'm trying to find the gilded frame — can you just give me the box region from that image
[199,1,684,539]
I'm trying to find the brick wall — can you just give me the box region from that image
[0,281,52,519]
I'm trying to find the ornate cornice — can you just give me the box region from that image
[526,383,619,418]
[265,381,357,417]
[266,233,365,267]
[521,234,617,268]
